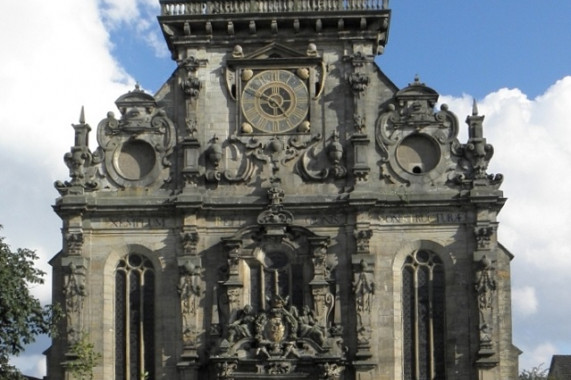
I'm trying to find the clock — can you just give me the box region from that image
[240,69,309,134]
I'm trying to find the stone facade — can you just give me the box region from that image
[47,0,520,379]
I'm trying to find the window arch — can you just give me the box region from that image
[115,253,155,380]
[402,250,446,380]
[248,249,305,311]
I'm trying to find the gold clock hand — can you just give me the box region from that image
[256,89,289,116]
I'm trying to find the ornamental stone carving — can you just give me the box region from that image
[299,132,347,181]
[65,232,83,256]
[376,77,461,187]
[353,259,375,349]
[94,85,176,189]
[474,254,498,366]
[55,108,103,195]
[62,261,87,344]
[178,261,201,345]
[459,101,503,187]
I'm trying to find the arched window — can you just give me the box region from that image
[402,250,446,380]
[115,254,155,380]
[248,250,304,311]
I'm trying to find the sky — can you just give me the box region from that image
[0,0,570,377]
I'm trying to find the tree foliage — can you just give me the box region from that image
[0,227,58,377]
[66,333,101,380]
[519,363,549,380]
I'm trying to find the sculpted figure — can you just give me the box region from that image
[297,306,325,345]
[63,263,86,343]
[178,262,201,344]
[475,255,496,311]
[353,260,375,313]
[228,305,255,343]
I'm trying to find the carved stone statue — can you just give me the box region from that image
[227,305,256,343]
[297,305,326,345]
[475,255,495,312]
[353,259,375,348]
[353,260,375,313]
[178,262,201,344]
[63,263,86,343]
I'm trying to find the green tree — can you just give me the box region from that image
[0,227,58,378]
[519,363,549,380]
[66,333,101,380]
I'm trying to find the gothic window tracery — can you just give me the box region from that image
[402,250,446,380]
[115,254,155,380]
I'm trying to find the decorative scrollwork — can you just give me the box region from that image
[298,132,347,181]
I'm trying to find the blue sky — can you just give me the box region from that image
[112,1,571,99]
[0,0,570,377]
[381,1,571,99]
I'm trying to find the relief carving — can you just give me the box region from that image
[474,254,498,365]
[456,100,503,187]
[93,85,176,189]
[475,226,494,250]
[181,230,199,255]
[375,77,460,186]
[178,261,201,345]
[353,259,375,349]
[55,108,103,195]
[63,262,87,344]
[205,134,320,184]
[65,232,84,256]
[299,132,347,181]
[257,177,294,226]
[354,229,372,254]
[348,72,370,96]
[212,224,344,378]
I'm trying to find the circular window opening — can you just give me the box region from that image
[396,134,440,175]
[116,140,156,180]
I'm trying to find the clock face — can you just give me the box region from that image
[241,69,309,134]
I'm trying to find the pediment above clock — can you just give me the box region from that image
[243,42,310,60]
[227,43,322,67]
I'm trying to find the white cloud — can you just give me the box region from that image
[9,354,46,378]
[1,0,570,378]
[526,343,558,372]
[0,0,134,375]
[442,76,571,371]
[99,0,167,57]
[512,286,538,316]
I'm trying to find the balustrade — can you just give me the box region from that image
[160,0,388,15]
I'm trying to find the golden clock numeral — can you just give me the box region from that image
[272,121,282,132]
[244,106,258,121]
[290,107,307,120]
[241,69,309,133]
[294,84,307,94]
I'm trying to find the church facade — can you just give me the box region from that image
[47,0,520,379]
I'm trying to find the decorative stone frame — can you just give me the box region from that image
[102,244,165,380]
[391,240,457,379]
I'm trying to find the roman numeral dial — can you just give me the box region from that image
[240,69,309,134]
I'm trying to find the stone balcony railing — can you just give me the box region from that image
[160,0,389,16]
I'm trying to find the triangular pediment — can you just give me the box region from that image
[243,42,310,60]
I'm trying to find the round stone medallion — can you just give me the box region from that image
[396,134,440,175]
[115,140,156,181]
